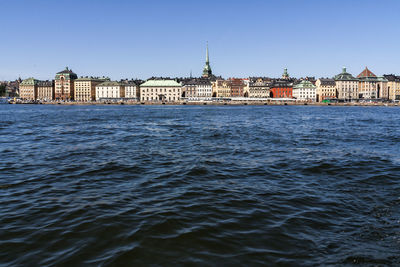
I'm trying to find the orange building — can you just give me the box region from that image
[270,80,293,98]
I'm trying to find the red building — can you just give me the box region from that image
[229,78,245,97]
[270,80,293,98]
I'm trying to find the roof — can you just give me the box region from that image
[57,67,77,75]
[357,67,376,78]
[96,81,123,87]
[20,77,38,85]
[318,78,336,86]
[293,80,316,89]
[271,80,293,87]
[75,77,109,82]
[183,78,212,86]
[383,74,400,82]
[37,80,53,87]
[140,79,182,87]
[334,67,358,81]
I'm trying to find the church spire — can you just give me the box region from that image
[206,42,209,64]
[202,42,212,78]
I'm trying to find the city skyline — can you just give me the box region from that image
[1,0,400,80]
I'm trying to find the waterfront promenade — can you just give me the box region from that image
[8,100,400,107]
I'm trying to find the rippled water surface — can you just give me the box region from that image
[1,105,400,266]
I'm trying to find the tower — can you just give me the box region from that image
[282,68,289,80]
[202,43,212,78]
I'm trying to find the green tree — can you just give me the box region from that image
[0,84,6,97]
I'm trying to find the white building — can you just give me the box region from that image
[293,80,317,101]
[334,67,359,100]
[96,81,125,100]
[140,79,182,102]
[196,79,212,98]
[124,81,140,100]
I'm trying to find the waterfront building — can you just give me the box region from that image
[383,74,400,101]
[357,67,388,99]
[293,80,317,101]
[230,78,245,97]
[37,80,54,101]
[315,78,336,102]
[75,77,109,102]
[19,78,38,100]
[95,81,125,101]
[334,67,358,101]
[123,80,141,100]
[182,80,197,98]
[270,80,293,98]
[196,79,212,98]
[140,79,182,102]
[248,78,270,98]
[202,43,212,78]
[5,78,21,97]
[213,79,231,97]
[55,67,78,100]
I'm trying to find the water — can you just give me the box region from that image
[1,105,400,266]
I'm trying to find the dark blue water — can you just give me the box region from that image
[1,105,400,266]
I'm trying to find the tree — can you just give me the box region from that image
[0,84,6,97]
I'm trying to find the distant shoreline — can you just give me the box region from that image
[7,101,400,107]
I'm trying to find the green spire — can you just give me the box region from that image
[206,42,209,64]
[282,68,289,79]
[202,42,212,78]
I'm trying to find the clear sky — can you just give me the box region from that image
[1,0,399,80]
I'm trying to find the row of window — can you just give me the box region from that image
[143,88,179,93]
[141,97,177,101]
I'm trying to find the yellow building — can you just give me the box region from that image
[75,77,108,102]
[37,80,54,101]
[19,78,38,100]
[213,79,231,97]
[383,75,400,101]
[315,78,336,102]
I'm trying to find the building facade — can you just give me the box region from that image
[140,79,182,102]
[19,78,38,100]
[196,79,212,97]
[248,78,270,98]
[334,67,358,101]
[293,80,317,101]
[123,80,141,100]
[315,78,336,102]
[383,74,400,101]
[55,67,78,100]
[182,80,197,98]
[270,80,293,98]
[37,80,54,101]
[213,79,231,97]
[4,79,21,97]
[95,81,125,101]
[357,67,388,99]
[75,77,109,102]
[230,78,245,97]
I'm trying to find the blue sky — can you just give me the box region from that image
[1,0,399,80]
